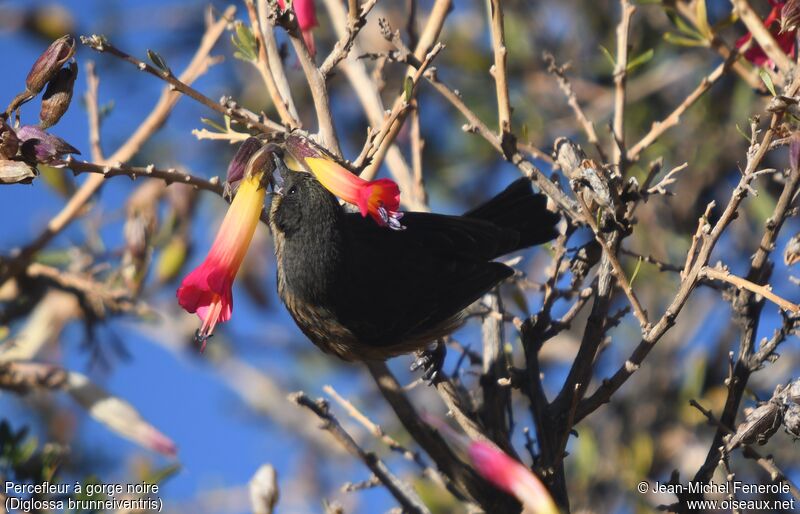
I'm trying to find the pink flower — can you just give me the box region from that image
[278,0,318,56]
[177,173,266,349]
[735,0,796,67]
[422,414,559,514]
[283,134,404,229]
[468,441,559,514]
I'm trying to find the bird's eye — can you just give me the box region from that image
[288,185,298,195]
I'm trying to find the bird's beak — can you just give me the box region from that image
[270,153,289,196]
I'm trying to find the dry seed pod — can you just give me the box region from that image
[25,35,75,95]
[40,61,78,128]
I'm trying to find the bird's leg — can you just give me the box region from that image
[410,340,446,385]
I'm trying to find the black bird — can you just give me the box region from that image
[268,157,560,363]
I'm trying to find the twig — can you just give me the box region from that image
[320,0,423,209]
[63,157,223,195]
[689,399,800,501]
[365,361,512,511]
[80,33,278,135]
[571,191,649,328]
[362,43,444,169]
[257,0,300,122]
[245,0,299,128]
[321,0,379,77]
[272,2,341,156]
[84,61,103,162]
[730,0,794,76]
[359,0,452,180]
[627,58,736,162]
[0,6,235,286]
[486,0,511,138]
[323,384,454,495]
[290,392,431,514]
[702,266,800,313]
[543,53,605,161]
[410,104,427,207]
[424,70,578,217]
[611,0,635,169]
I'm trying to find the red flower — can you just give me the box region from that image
[177,173,266,349]
[468,441,559,514]
[278,0,318,56]
[421,414,559,514]
[735,0,796,67]
[283,134,404,229]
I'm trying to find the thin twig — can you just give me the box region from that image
[486,0,511,137]
[245,0,299,127]
[543,53,606,161]
[81,33,279,135]
[731,0,794,76]
[272,2,341,156]
[611,0,635,169]
[84,61,103,162]
[627,57,736,162]
[290,392,431,514]
[321,0,379,77]
[0,6,235,286]
[702,266,800,313]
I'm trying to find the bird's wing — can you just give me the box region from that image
[337,213,514,347]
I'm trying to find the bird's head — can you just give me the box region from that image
[267,154,341,237]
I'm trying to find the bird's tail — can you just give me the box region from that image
[464,178,560,252]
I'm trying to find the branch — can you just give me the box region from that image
[84,61,103,162]
[702,265,800,313]
[290,392,431,514]
[627,56,736,162]
[320,0,379,77]
[611,0,635,169]
[486,0,511,137]
[245,0,300,127]
[80,33,280,135]
[731,0,794,76]
[0,5,236,286]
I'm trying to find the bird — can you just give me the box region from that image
[267,154,560,365]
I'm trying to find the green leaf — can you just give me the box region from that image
[664,7,703,38]
[201,117,227,132]
[146,49,171,75]
[626,48,654,72]
[663,32,707,47]
[231,21,258,62]
[759,68,777,97]
[629,256,644,287]
[599,45,616,68]
[695,0,711,38]
[735,123,752,143]
[403,76,414,102]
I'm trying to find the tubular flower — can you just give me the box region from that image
[283,134,404,229]
[468,441,559,514]
[278,0,318,56]
[422,414,559,514]
[176,173,266,350]
[735,0,796,67]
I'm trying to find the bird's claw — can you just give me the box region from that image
[410,342,446,385]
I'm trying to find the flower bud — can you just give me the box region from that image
[226,137,264,187]
[0,120,19,159]
[0,159,38,184]
[39,61,78,128]
[16,125,80,165]
[26,35,75,95]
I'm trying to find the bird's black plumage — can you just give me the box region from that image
[268,163,560,361]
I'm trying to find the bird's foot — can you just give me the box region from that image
[410,341,446,385]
